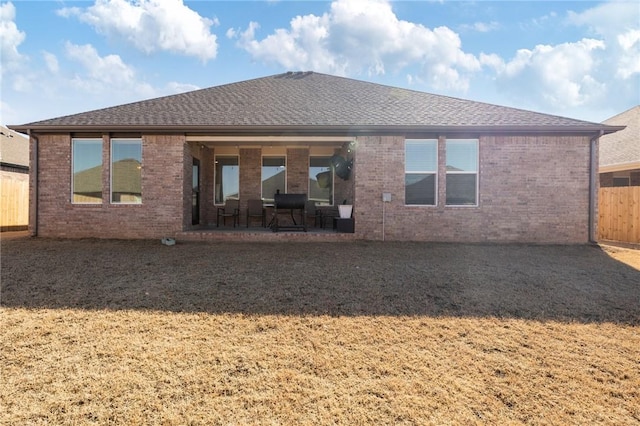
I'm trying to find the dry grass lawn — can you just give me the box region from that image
[1,236,639,425]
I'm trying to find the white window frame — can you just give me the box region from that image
[72,138,103,204]
[214,154,240,205]
[261,155,287,201]
[405,139,438,206]
[445,139,479,207]
[110,138,142,205]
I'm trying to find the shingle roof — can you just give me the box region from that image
[599,105,640,169]
[10,72,621,135]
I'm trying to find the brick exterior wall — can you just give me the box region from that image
[238,148,262,225]
[183,142,194,230]
[354,135,592,243]
[31,133,187,238]
[31,133,593,242]
[286,148,309,194]
[201,146,216,226]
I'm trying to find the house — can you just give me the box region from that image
[0,125,29,231]
[8,71,623,242]
[599,105,640,187]
[597,105,639,244]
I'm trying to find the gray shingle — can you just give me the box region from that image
[599,105,640,167]
[13,72,616,131]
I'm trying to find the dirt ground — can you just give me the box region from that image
[1,236,638,322]
[1,236,639,425]
[600,243,640,269]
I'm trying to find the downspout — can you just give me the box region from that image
[28,130,39,237]
[588,130,603,244]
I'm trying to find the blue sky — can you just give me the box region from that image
[1,0,638,126]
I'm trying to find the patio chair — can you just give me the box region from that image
[246,199,266,228]
[305,200,322,228]
[216,199,239,227]
[320,205,340,229]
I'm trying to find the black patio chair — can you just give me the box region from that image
[246,199,266,228]
[320,205,340,229]
[216,199,239,227]
[305,200,322,228]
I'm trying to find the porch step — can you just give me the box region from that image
[175,229,357,243]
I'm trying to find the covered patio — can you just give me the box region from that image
[186,135,357,236]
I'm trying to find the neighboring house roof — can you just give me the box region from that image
[74,159,141,194]
[72,163,102,194]
[0,125,29,168]
[9,72,622,136]
[262,171,285,199]
[599,105,640,173]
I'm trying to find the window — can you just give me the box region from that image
[405,139,437,205]
[613,172,631,186]
[111,139,142,204]
[309,156,333,205]
[262,156,286,201]
[214,156,239,204]
[72,139,103,204]
[613,175,630,187]
[446,139,478,206]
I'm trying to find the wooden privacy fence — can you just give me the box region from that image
[598,186,640,244]
[1,173,29,231]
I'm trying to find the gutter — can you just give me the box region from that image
[28,130,39,237]
[8,123,626,137]
[589,130,604,244]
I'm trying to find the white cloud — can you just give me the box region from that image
[618,28,640,51]
[58,0,218,62]
[616,28,640,78]
[566,1,638,38]
[233,0,481,91]
[523,11,558,31]
[43,51,59,73]
[486,39,606,108]
[66,42,133,86]
[226,27,237,39]
[483,1,639,116]
[0,2,27,75]
[0,98,18,124]
[166,81,200,94]
[460,21,500,33]
[566,1,639,81]
[5,41,179,124]
[64,42,154,97]
[10,72,33,93]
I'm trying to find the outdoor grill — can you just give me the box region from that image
[272,193,307,232]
